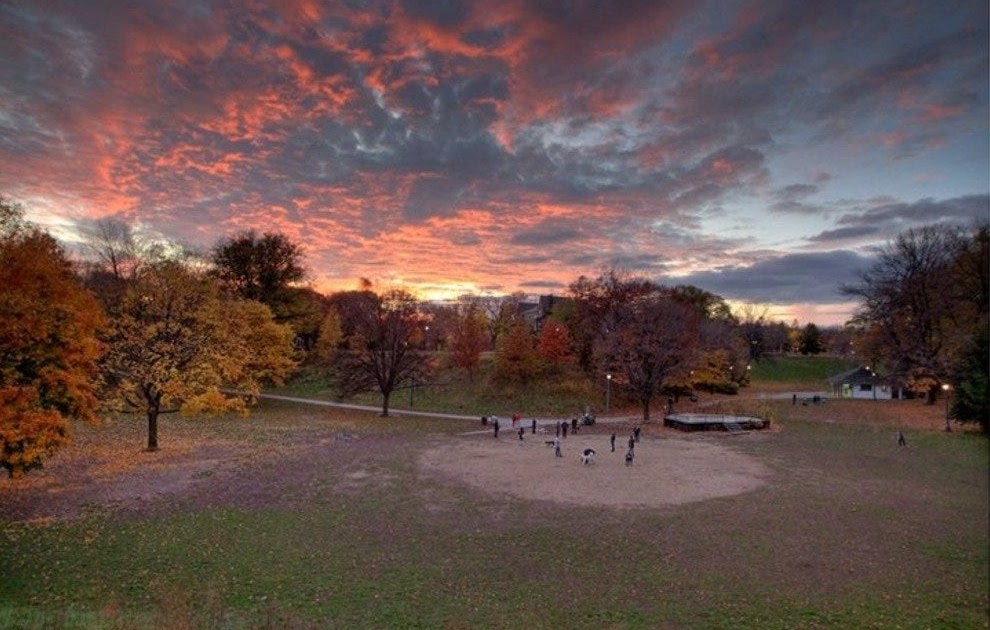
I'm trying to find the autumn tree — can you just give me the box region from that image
[0,198,105,476]
[315,307,343,361]
[536,319,575,374]
[459,292,526,349]
[592,286,701,423]
[495,319,539,383]
[568,270,656,370]
[329,289,432,416]
[101,261,296,450]
[211,230,308,329]
[449,306,489,379]
[843,225,980,403]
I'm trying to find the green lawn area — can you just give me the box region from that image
[1,393,986,629]
[749,355,858,388]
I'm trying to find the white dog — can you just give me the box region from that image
[580,448,597,465]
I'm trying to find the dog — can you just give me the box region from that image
[580,448,597,465]
[625,448,635,466]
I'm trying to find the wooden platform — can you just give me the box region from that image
[663,413,770,432]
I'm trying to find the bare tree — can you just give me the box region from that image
[331,289,432,416]
[85,218,143,280]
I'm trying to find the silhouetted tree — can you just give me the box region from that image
[211,231,307,327]
[330,289,432,416]
[798,323,823,355]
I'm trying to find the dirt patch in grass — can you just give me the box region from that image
[419,433,773,508]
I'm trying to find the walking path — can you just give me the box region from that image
[253,392,635,432]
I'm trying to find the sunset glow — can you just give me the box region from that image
[2,1,987,324]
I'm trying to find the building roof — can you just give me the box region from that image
[827,366,888,386]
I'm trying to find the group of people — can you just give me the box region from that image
[484,412,643,465]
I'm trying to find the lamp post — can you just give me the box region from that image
[942,383,952,432]
[606,373,612,414]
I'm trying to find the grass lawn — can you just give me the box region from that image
[1,387,986,628]
[749,355,858,390]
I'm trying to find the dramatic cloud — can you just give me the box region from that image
[674,251,874,304]
[1,0,986,323]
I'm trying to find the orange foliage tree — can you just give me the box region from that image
[101,261,297,450]
[0,199,106,477]
[495,319,538,383]
[449,306,489,379]
[536,319,575,374]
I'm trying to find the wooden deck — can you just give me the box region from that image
[663,413,770,432]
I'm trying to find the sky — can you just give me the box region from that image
[2,0,988,325]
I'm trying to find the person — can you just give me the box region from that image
[625,447,635,466]
[562,421,568,438]
[610,432,616,452]
[628,434,635,451]
[512,412,521,429]
[553,436,562,458]
[518,427,525,441]
[792,393,797,405]
[633,426,641,442]
[571,417,578,433]
[532,419,537,434]
[897,430,907,447]
[493,417,499,438]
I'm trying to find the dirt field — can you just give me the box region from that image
[420,432,772,508]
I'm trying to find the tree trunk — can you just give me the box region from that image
[146,406,159,451]
[641,397,651,423]
[381,392,390,417]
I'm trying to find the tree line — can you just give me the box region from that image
[3,195,986,476]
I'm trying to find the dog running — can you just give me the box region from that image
[580,448,597,465]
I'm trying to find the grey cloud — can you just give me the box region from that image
[807,225,883,244]
[509,219,581,246]
[835,195,989,229]
[675,250,873,303]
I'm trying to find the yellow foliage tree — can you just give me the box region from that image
[101,261,296,450]
[0,200,106,477]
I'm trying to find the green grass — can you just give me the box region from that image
[280,355,606,417]
[750,355,857,386]
[282,354,862,417]
[2,398,986,628]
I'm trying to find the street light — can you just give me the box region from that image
[942,383,952,432]
[606,373,612,414]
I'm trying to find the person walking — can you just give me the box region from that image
[493,417,499,438]
[633,426,641,442]
[553,436,562,458]
[518,427,525,441]
[562,422,568,438]
[532,419,537,434]
[610,432,616,452]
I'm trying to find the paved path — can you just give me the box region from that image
[253,392,636,432]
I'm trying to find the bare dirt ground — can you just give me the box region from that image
[419,432,773,508]
[1,394,952,523]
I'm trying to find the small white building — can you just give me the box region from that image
[828,366,905,400]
